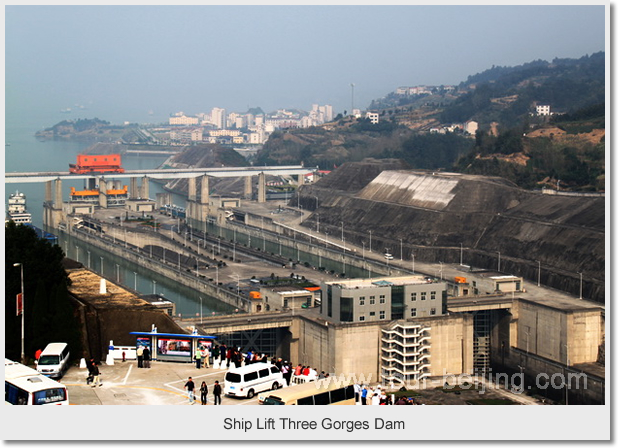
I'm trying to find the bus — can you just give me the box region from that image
[261,378,355,405]
[5,359,69,405]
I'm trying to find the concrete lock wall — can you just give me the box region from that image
[425,313,475,376]
[517,300,602,365]
[69,227,250,312]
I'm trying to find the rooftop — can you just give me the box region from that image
[326,275,439,289]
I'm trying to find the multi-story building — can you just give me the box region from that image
[169,115,199,126]
[211,107,227,129]
[320,275,447,323]
[536,104,551,116]
[366,111,379,124]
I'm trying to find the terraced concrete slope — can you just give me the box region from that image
[300,161,605,303]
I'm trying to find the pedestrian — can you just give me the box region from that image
[354,382,361,404]
[361,385,368,405]
[203,346,210,368]
[212,344,220,362]
[200,381,208,405]
[220,344,227,364]
[226,347,232,368]
[195,349,202,369]
[213,380,222,405]
[136,345,144,368]
[34,348,42,364]
[143,346,151,368]
[91,362,102,388]
[184,376,196,404]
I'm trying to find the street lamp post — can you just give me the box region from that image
[439,261,443,280]
[116,264,120,283]
[87,250,91,268]
[400,239,403,261]
[497,251,501,272]
[340,221,344,241]
[153,280,157,295]
[14,263,25,364]
[460,243,463,265]
[100,257,104,277]
[578,272,583,300]
[369,230,372,252]
[134,271,137,290]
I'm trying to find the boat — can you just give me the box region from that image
[6,191,33,225]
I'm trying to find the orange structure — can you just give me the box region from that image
[454,276,467,284]
[69,154,125,174]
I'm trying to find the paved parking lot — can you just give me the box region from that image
[61,359,262,405]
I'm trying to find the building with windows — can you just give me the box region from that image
[536,104,551,116]
[320,275,447,323]
[260,286,315,311]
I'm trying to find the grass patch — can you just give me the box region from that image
[392,389,421,398]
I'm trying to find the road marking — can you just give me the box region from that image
[122,364,133,385]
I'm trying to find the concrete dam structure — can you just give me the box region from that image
[299,161,605,303]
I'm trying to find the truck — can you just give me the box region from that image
[69,154,125,174]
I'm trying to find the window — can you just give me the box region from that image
[284,298,289,308]
[369,311,375,316]
[379,295,386,304]
[270,366,279,374]
[431,291,436,300]
[430,308,436,315]
[370,296,376,305]
[411,293,417,301]
[244,371,258,381]
[359,315,365,321]
[411,308,417,317]
[259,369,270,378]
[359,296,365,306]
[421,292,427,301]
[379,310,385,319]
[314,391,331,405]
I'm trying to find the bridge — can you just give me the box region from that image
[5,165,316,183]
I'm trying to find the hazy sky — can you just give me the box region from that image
[5,4,606,124]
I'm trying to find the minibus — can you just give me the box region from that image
[36,343,70,379]
[224,362,284,399]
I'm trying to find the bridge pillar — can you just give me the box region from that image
[54,178,63,210]
[258,172,266,203]
[188,177,197,202]
[45,180,53,204]
[130,177,138,199]
[244,176,252,199]
[297,174,303,186]
[200,175,209,205]
[98,178,108,208]
[141,176,149,200]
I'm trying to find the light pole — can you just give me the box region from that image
[460,243,463,265]
[369,230,372,252]
[578,272,583,300]
[400,239,403,261]
[14,263,25,364]
[236,274,240,295]
[87,250,91,268]
[537,260,541,287]
[412,254,415,274]
[116,264,120,283]
[340,221,344,241]
[316,214,320,233]
[362,241,365,259]
[497,251,501,272]
[153,280,157,295]
[133,272,137,290]
[315,196,319,211]
[215,266,219,285]
[100,257,104,277]
[439,261,443,280]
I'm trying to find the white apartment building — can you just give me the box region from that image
[536,105,551,116]
[211,107,227,129]
[366,112,379,124]
[381,321,432,383]
[169,115,199,126]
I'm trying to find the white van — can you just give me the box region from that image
[36,343,70,379]
[224,362,284,399]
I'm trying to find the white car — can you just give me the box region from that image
[384,253,394,260]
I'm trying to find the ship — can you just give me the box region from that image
[6,191,33,225]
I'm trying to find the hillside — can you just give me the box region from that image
[297,161,605,302]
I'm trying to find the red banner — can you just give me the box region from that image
[16,293,22,316]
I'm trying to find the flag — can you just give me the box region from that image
[16,293,23,316]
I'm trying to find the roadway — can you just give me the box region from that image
[5,165,316,183]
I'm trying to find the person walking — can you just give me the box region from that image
[143,346,151,369]
[203,346,210,368]
[136,345,144,368]
[212,345,220,366]
[91,362,102,388]
[184,377,196,404]
[354,382,361,405]
[200,381,209,405]
[195,349,202,369]
[220,344,227,365]
[213,380,222,405]
[361,385,368,405]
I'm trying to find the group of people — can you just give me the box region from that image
[355,384,420,405]
[184,377,222,405]
[136,345,151,368]
[194,346,210,369]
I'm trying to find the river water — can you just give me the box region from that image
[5,110,232,317]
